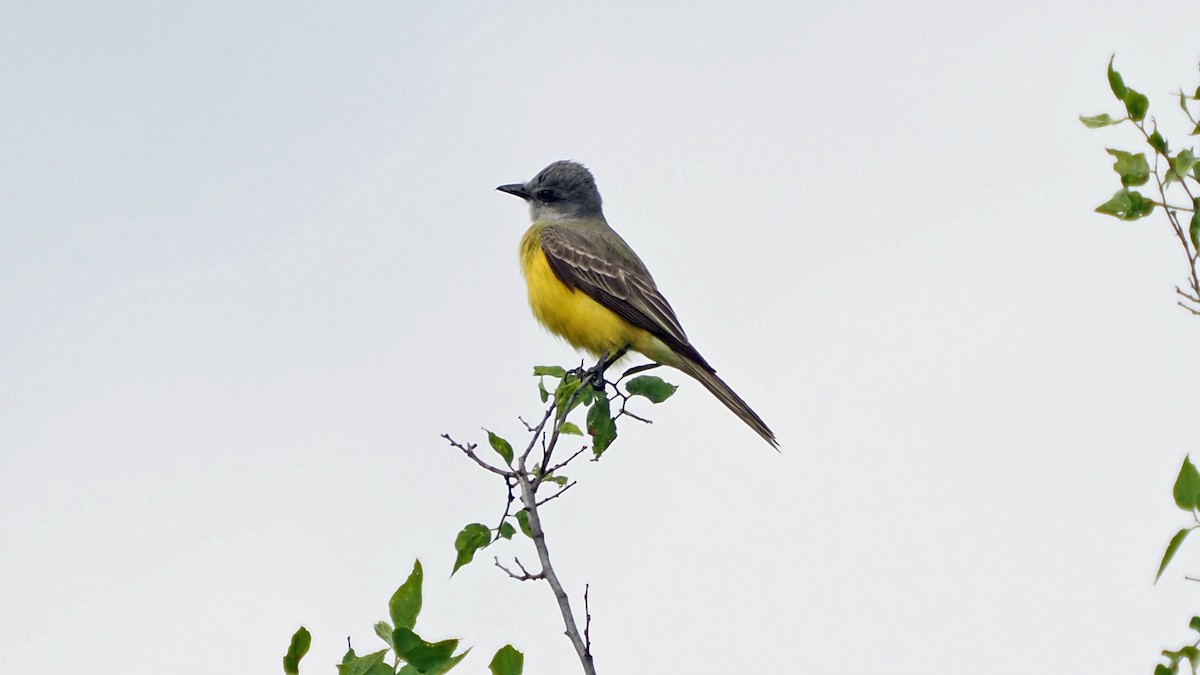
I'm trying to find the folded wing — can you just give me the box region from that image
[539,225,714,373]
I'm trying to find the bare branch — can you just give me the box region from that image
[583,584,593,658]
[536,480,578,507]
[494,477,518,538]
[494,556,545,581]
[514,416,597,675]
[546,447,589,475]
[519,406,556,466]
[616,408,653,424]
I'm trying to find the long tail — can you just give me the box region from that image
[675,356,778,449]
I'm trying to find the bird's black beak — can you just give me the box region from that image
[496,183,531,200]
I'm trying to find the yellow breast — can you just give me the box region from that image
[519,225,643,357]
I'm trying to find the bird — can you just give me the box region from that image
[497,160,777,448]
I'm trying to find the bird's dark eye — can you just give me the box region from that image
[536,188,556,201]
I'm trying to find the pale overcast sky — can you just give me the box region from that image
[4,1,1200,673]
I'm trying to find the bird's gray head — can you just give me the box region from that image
[496,160,604,221]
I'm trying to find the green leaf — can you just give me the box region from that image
[486,430,514,467]
[1155,664,1176,675]
[558,421,583,435]
[392,628,458,674]
[337,649,392,675]
[1174,456,1200,510]
[537,379,549,403]
[365,661,393,675]
[555,374,585,415]
[1178,646,1200,674]
[1191,121,1200,137]
[390,559,423,630]
[1190,616,1200,633]
[1105,149,1150,187]
[283,626,311,675]
[1168,149,1199,185]
[1108,55,1127,99]
[544,473,568,486]
[438,649,472,674]
[1124,88,1149,122]
[1079,113,1126,128]
[1157,528,1192,583]
[374,621,394,649]
[1150,131,1170,155]
[498,520,516,540]
[452,523,492,575]
[533,365,567,378]
[489,645,525,675]
[626,375,678,403]
[515,509,533,538]
[1095,189,1154,221]
[1191,199,1200,250]
[587,394,617,458]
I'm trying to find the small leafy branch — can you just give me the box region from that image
[281,560,524,675]
[1081,56,1200,314]
[1157,457,1200,584]
[1084,56,1200,675]
[279,356,673,675]
[1153,456,1200,675]
[444,353,677,675]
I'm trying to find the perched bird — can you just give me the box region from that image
[497,160,777,448]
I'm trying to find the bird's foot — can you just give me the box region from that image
[572,346,630,392]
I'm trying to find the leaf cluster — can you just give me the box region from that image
[1082,56,1200,313]
[1155,614,1200,675]
[282,560,523,675]
[1151,457,1200,675]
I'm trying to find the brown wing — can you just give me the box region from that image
[540,224,714,372]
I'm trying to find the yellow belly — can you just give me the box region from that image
[520,231,646,357]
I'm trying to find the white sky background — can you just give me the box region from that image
[3,1,1200,672]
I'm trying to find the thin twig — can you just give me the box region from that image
[494,556,544,581]
[617,408,653,424]
[536,481,578,507]
[494,477,518,540]
[546,447,588,475]
[519,406,557,466]
[442,434,515,478]
[583,584,593,658]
